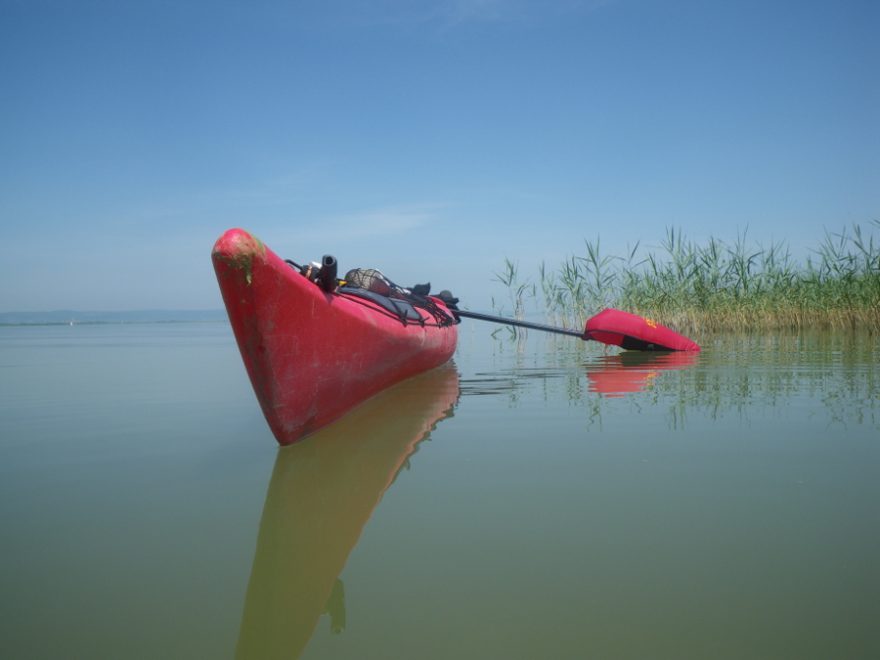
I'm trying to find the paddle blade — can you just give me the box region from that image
[583,308,700,352]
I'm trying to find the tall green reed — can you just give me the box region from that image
[492,258,535,338]
[510,222,880,333]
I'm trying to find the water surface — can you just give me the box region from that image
[1,322,877,658]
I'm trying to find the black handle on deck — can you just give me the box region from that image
[319,255,338,292]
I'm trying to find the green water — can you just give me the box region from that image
[1,323,878,659]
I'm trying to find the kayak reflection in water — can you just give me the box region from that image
[236,365,460,660]
[324,578,345,635]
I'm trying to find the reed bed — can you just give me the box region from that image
[503,222,880,334]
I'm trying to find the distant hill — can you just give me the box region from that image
[0,310,228,326]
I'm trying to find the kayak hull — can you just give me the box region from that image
[212,228,458,445]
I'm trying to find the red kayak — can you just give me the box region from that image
[212,228,458,445]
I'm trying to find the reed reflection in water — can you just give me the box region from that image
[460,330,879,430]
[236,365,459,659]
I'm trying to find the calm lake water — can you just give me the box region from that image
[1,322,878,659]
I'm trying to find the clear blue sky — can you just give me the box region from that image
[1,0,877,311]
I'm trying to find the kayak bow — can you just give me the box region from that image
[212,228,458,445]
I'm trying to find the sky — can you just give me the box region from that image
[1,0,877,312]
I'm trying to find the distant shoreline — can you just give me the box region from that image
[0,310,228,326]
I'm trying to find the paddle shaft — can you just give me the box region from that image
[454,309,585,339]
